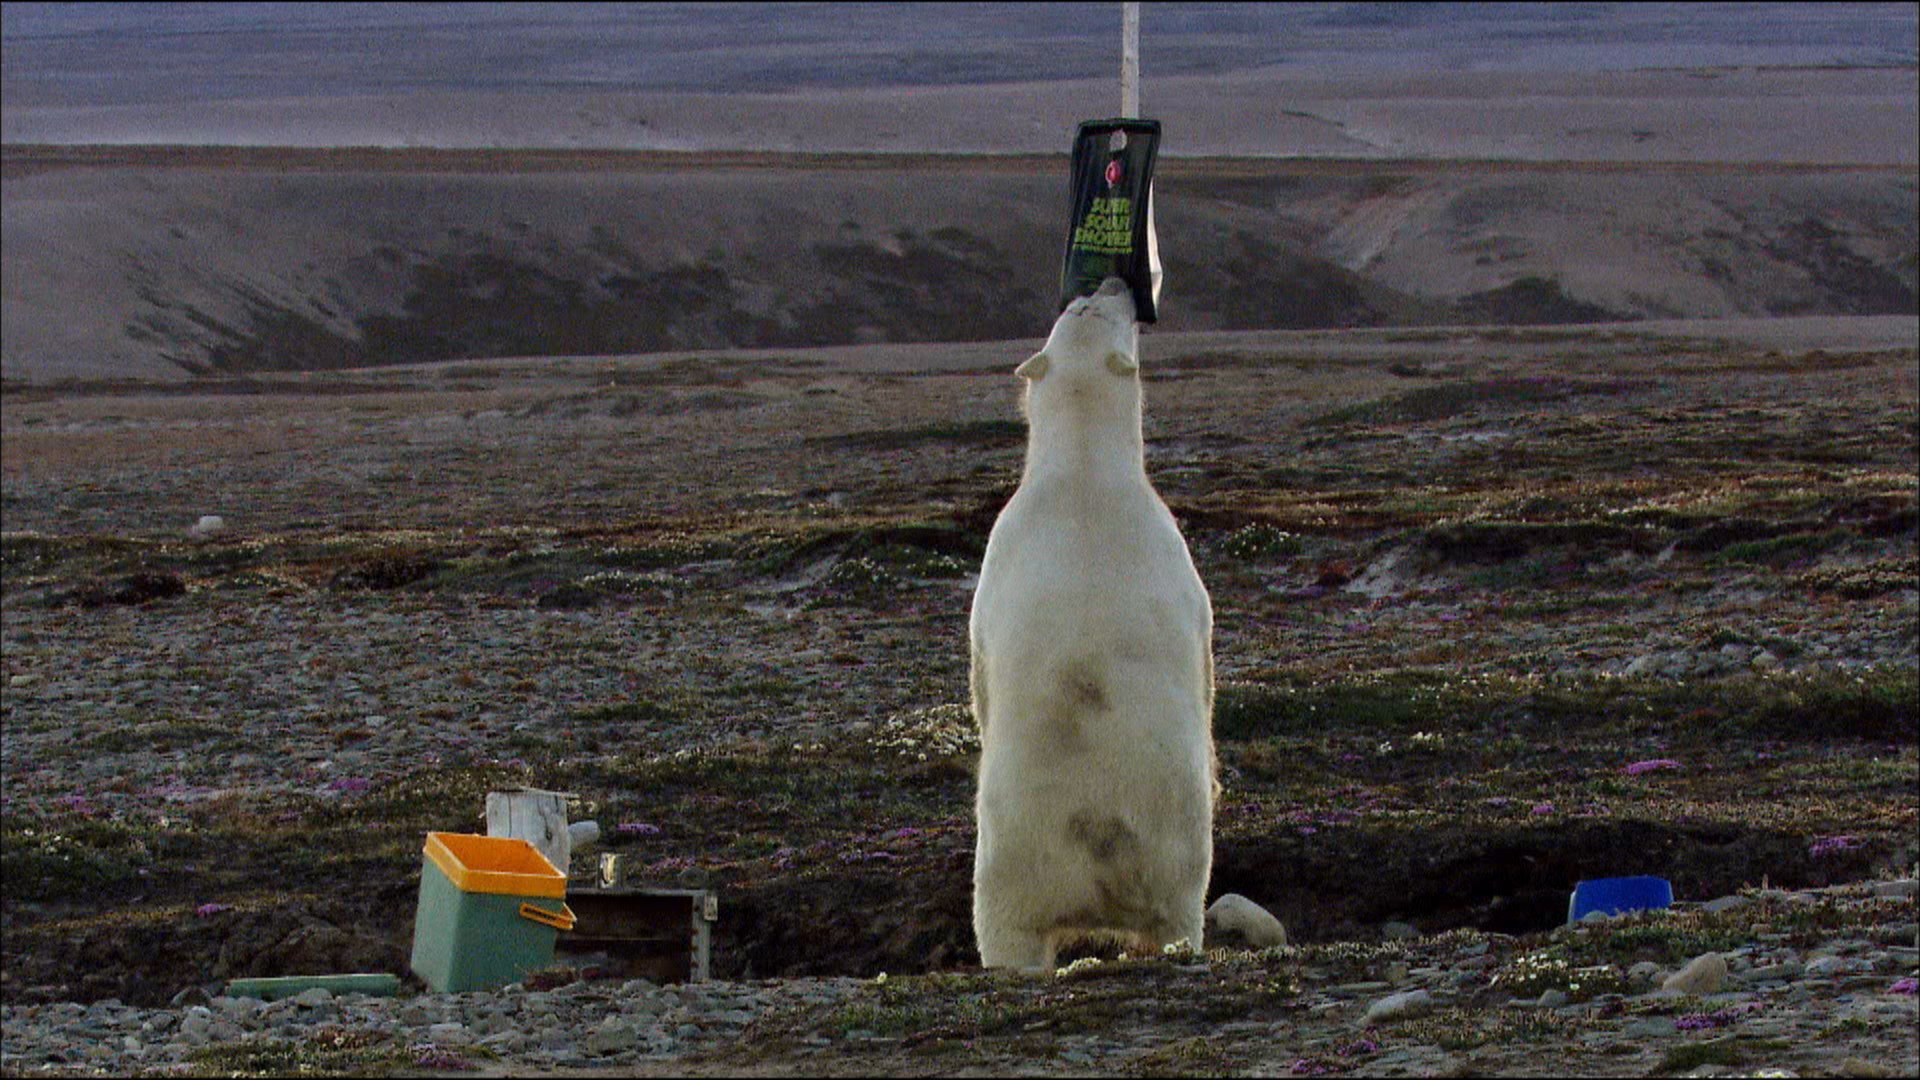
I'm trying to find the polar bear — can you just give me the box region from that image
[968,277,1216,971]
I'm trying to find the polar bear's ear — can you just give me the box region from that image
[1105,350,1139,376]
[1015,351,1050,381]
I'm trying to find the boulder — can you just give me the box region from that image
[1204,893,1287,949]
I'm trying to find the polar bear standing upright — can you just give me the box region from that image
[969,277,1215,971]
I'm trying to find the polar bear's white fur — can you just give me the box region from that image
[968,277,1216,971]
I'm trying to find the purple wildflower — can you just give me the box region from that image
[615,822,662,836]
[1290,1059,1336,1076]
[1338,1038,1379,1056]
[326,776,371,793]
[1888,977,1917,995]
[1530,802,1555,815]
[1622,759,1681,776]
[194,903,232,919]
[1674,1001,1762,1030]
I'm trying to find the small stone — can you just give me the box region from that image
[142,1013,177,1034]
[1871,879,1918,899]
[426,1021,473,1046]
[1662,952,1728,995]
[585,1018,639,1055]
[1364,989,1434,1024]
[1804,955,1860,977]
[1623,1018,1672,1038]
[189,515,226,539]
[1699,895,1750,914]
[1205,893,1287,949]
[1538,988,1568,1008]
[290,987,332,1007]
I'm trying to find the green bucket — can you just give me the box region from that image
[409,832,576,993]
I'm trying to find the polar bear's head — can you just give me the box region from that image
[1016,277,1139,387]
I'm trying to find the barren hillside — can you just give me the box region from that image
[3,148,1914,383]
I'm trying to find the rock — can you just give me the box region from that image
[1700,895,1751,914]
[1205,893,1287,949]
[1623,1018,1672,1038]
[1662,952,1728,995]
[1381,921,1418,940]
[290,987,332,1008]
[178,1007,212,1044]
[1363,989,1434,1024]
[426,1021,474,1046]
[586,1017,639,1055]
[1871,879,1917,899]
[1803,955,1861,977]
[1538,988,1569,1008]
[568,820,601,848]
[189,515,226,539]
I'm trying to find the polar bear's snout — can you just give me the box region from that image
[1064,277,1134,322]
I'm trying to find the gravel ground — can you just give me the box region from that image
[4,882,1915,1077]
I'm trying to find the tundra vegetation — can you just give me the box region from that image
[1,324,1914,1075]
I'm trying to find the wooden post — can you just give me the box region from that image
[486,787,574,875]
[1122,2,1140,118]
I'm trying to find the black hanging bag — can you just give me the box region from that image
[1058,118,1162,323]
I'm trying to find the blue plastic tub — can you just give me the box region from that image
[1567,875,1673,923]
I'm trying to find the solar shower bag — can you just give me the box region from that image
[1058,118,1162,323]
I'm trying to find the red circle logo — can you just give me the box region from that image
[1105,160,1123,187]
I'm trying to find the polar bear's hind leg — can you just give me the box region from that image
[974,909,1054,972]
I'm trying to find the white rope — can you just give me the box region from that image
[1121,2,1140,118]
